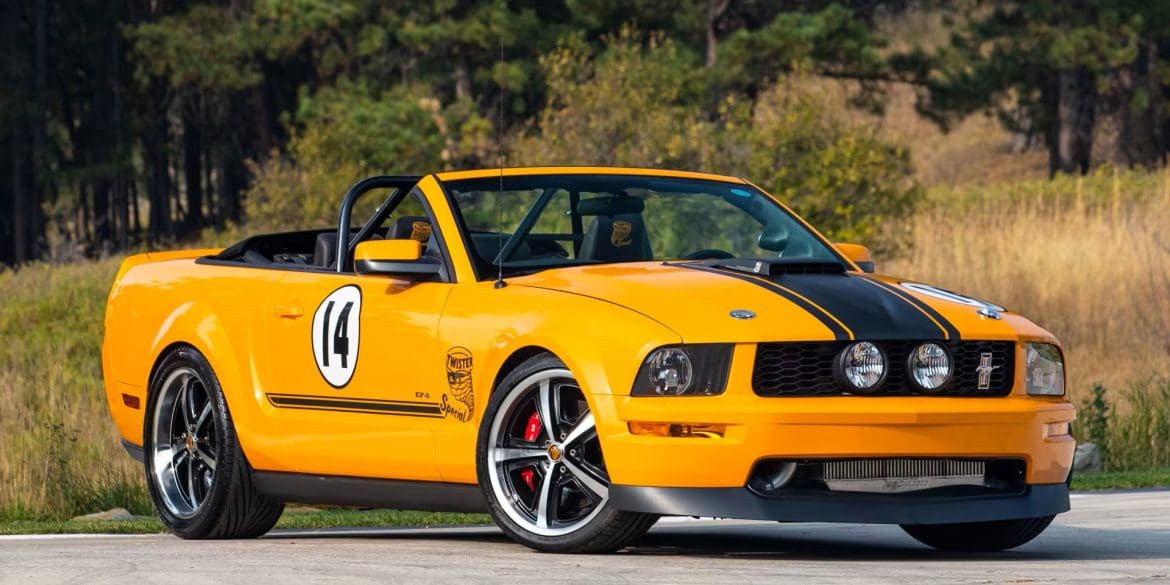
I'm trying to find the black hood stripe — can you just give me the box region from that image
[685,264,953,341]
[683,265,851,340]
[858,277,961,340]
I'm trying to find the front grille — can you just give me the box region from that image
[752,340,1015,396]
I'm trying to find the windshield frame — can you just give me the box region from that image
[435,172,850,281]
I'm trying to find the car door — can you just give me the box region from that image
[251,218,455,481]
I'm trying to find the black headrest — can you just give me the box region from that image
[389,216,433,242]
[314,233,339,268]
[578,196,645,216]
[314,231,382,268]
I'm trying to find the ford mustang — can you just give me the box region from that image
[102,167,1074,553]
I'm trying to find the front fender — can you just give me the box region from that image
[432,282,681,483]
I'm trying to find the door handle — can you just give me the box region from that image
[274,306,304,319]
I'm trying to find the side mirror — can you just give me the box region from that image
[354,239,442,276]
[834,243,875,273]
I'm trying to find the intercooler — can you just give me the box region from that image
[819,458,986,493]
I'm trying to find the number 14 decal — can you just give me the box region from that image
[312,285,362,388]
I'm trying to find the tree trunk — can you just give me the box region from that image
[1118,41,1165,168]
[145,88,172,244]
[183,106,204,236]
[219,148,245,223]
[1052,67,1096,176]
[454,59,472,101]
[705,0,731,68]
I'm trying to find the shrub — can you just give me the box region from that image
[512,30,922,253]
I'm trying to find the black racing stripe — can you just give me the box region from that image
[859,277,962,340]
[682,264,851,341]
[267,394,443,417]
[772,272,946,340]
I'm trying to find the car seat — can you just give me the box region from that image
[578,213,653,262]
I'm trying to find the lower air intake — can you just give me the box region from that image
[821,458,985,493]
[747,458,1026,497]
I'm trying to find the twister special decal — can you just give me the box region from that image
[442,347,474,422]
[409,221,432,242]
[610,220,633,247]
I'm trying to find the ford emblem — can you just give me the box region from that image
[730,309,756,320]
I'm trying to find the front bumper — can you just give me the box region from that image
[595,392,1075,488]
[611,483,1070,525]
[592,342,1076,492]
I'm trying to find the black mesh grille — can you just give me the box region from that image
[752,340,1015,397]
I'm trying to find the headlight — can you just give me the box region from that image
[1026,343,1065,396]
[631,344,733,396]
[835,341,886,392]
[907,342,952,391]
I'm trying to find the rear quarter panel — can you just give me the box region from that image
[103,254,275,460]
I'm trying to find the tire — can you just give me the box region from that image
[476,353,657,553]
[143,346,284,538]
[900,515,1055,552]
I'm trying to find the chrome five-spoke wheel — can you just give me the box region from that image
[478,354,657,553]
[487,368,608,536]
[144,346,283,539]
[150,366,218,518]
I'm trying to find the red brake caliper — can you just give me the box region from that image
[520,411,542,491]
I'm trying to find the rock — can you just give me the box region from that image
[1074,442,1102,474]
[72,508,133,522]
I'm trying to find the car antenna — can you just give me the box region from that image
[494,30,507,290]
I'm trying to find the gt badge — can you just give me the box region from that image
[312,285,362,388]
[975,352,999,390]
[610,220,633,247]
[442,347,474,422]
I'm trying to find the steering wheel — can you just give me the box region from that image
[684,249,735,260]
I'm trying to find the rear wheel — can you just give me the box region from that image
[477,354,657,553]
[144,346,283,538]
[900,515,1055,551]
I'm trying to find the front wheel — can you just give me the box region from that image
[476,354,657,553]
[900,516,1055,551]
[144,346,284,538]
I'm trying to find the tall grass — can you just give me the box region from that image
[886,168,1170,401]
[0,259,149,521]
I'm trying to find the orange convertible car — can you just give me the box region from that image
[103,167,1074,552]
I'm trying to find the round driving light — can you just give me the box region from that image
[645,348,694,395]
[836,342,886,392]
[907,342,952,391]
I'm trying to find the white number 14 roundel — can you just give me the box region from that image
[312,285,362,388]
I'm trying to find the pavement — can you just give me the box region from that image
[1,489,1168,584]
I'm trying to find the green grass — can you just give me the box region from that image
[1070,467,1170,491]
[0,508,489,535]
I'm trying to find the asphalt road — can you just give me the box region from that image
[2,489,1168,584]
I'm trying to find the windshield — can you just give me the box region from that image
[442,174,843,279]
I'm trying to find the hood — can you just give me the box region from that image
[510,262,1030,344]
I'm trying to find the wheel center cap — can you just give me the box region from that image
[546,444,562,461]
[185,435,195,452]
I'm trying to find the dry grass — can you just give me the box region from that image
[0,259,148,521]
[885,169,1170,402]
